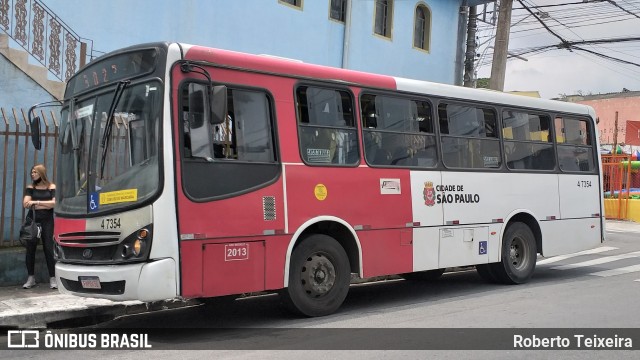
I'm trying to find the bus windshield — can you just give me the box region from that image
[56,81,162,215]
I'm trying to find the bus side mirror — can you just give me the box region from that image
[210,85,227,125]
[28,113,42,150]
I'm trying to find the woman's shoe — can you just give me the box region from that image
[49,277,57,289]
[23,276,36,289]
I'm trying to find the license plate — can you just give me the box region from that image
[79,276,101,289]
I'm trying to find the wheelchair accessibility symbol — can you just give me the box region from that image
[89,192,99,212]
[479,241,487,255]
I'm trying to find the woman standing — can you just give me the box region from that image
[22,164,57,289]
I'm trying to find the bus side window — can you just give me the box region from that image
[556,117,595,172]
[180,83,278,199]
[502,111,554,171]
[297,86,358,166]
[439,103,500,169]
[361,94,435,168]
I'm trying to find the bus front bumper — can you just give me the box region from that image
[55,258,178,302]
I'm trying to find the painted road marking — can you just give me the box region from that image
[551,251,640,270]
[537,246,618,265]
[590,264,640,277]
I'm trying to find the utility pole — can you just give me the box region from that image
[463,5,478,88]
[489,0,513,91]
[613,111,619,154]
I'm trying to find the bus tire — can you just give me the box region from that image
[400,268,446,281]
[282,234,350,317]
[490,222,537,284]
[475,264,499,283]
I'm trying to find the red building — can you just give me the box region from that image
[563,90,640,146]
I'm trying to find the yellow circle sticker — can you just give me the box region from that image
[314,184,328,201]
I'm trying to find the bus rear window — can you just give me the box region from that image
[555,117,595,172]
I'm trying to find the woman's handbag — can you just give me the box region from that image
[19,206,41,247]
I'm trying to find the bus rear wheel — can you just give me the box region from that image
[490,222,537,284]
[282,234,350,317]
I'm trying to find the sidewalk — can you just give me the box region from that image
[1,220,638,329]
[605,219,640,233]
[0,284,143,329]
[0,283,199,329]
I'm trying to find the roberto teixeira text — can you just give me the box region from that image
[514,334,633,349]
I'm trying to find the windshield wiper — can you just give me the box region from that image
[100,80,130,179]
[65,97,83,191]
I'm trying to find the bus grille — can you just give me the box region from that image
[57,231,121,244]
[56,231,122,262]
[58,246,118,262]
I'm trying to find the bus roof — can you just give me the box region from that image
[181,43,594,120]
[86,42,596,121]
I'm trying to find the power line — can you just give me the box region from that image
[516,0,572,48]
[496,1,640,67]
[606,0,640,18]
[512,0,608,10]
[573,45,640,67]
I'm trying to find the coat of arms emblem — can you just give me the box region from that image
[423,181,435,207]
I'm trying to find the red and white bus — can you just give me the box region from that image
[35,42,604,316]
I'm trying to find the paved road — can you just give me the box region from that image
[3,224,640,358]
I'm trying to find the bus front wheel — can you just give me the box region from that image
[490,222,537,284]
[282,234,351,317]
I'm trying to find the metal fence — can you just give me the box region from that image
[0,106,58,246]
[602,154,639,220]
[0,0,91,81]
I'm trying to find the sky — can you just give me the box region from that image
[475,0,640,99]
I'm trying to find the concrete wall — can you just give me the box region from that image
[0,55,58,245]
[0,246,51,286]
[42,0,467,84]
[0,55,57,110]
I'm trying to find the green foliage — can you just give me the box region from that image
[476,78,490,89]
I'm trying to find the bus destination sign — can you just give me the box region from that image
[71,49,157,93]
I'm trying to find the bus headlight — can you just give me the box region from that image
[133,239,144,256]
[117,225,153,261]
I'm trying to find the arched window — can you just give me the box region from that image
[413,4,431,51]
[374,0,393,38]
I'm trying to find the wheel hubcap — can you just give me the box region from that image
[509,237,528,270]
[300,253,336,298]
